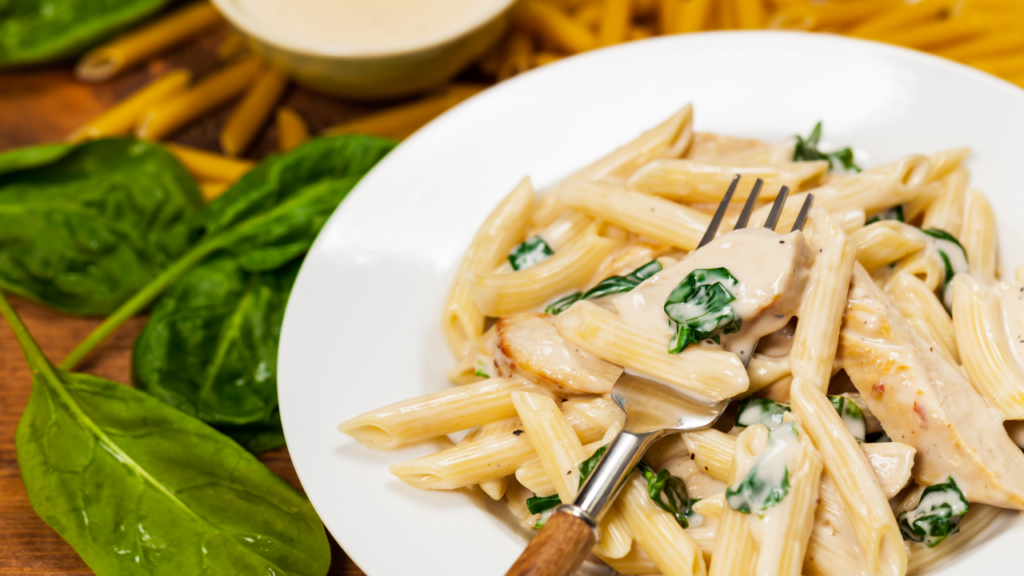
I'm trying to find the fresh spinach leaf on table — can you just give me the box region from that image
[0,139,203,316]
[64,135,397,370]
[132,256,299,452]
[0,290,331,576]
[0,0,171,68]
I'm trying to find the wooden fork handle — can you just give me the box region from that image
[504,510,596,576]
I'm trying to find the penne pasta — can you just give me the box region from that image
[850,220,927,273]
[276,106,310,152]
[513,0,597,54]
[790,377,907,576]
[198,180,232,202]
[961,188,998,282]
[886,271,959,365]
[136,56,263,140]
[619,471,708,576]
[511,391,587,503]
[165,143,255,183]
[921,166,969,234]
[220,67,290,156]
[789,207,856,392]
[682,429,736,483]
[323,84,484,140]
[626,159,828,202]
[442,177,534,357]
[468,225,620,316]
[558,301,750,402]
[67,70,191,142]
[338,378,546,449]
[599,0,632,46]
[75,2,222,82]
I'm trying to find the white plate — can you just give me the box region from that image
[279,31,1024,575]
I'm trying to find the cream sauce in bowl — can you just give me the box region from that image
[233,0,509,54]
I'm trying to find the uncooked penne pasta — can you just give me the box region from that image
[276,106,310,152]
[75,2,222,81]
[136,56,263,140]
[338,378,545,449]
[442,177,533,357]
[323,84,484,140]
[220,66,289,156]
[513,0,597,54]
[599,0,632,46]
[199,180,232,202]
[626,159,828,202]
[165,143,255,183]
[68,69,191,142]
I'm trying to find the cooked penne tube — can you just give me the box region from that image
[220,67,289,156]
[598,542,661,575]
[556,179,710,250]
[323,84,484,140]
[516,438,606,495]
[468,226,620,316]
[790,377,906,576]
[927,147,971,182]
[512,391,587,503]
[442,178,534,357]
[462,417,523,500]
[572,104,694,183]
[886,272,959,365]
[892,249,944,293]
[626,159,828,202]
[338,378,545,449]
[619,471,708,576]
[749,154,931,231]
[709,419,821,576]
[961,188,997,282]
[513,0,596,54]
[690,492,724,519]
[165,143,255,182]
[136,56,263,140]
[953,276,1024,420]
[67,70,191,142]
[903,179,941,223]
[682,429,736,483]
[75,2,222,82]
[560,397,625,440]
[745,354,791,396]
[789,207,856,392]
[594,504,634,559]
[850,220,926,272]
[389,400,610,490]
[803,472,870,576]
[276,106,310,152]
[558,301,750,402]
[921,166,969,234]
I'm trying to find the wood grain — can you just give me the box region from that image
[0,21,385,576]
[504,511,596,576]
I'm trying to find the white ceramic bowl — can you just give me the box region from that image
[278,32,1024,576]
[210,0,515,99]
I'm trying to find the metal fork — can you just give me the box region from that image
[504,175,815,576]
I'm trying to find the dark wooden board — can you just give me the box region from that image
[0,21,392,576]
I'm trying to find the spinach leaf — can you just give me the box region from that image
[726,423,797,514]
[63,135,397,370]
[545,260,663,315]
[793,122,861,173]
[898,477,969,548]
[508,236,553,271]
[638,461,692,528]
[829,395,867,442]
[0,0,170,68]
[0,139,203,316]
[132,256,300,452]
[577,445,608,484]
[0,290,331,576]
[664,267,741,354]
[735,397,791,430]
[526,493,561,515]
[922,228,968,311]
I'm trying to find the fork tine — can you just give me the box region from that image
[763,185,790,231]
[698,174,741,248]
[732,178,763,231]
[791,193,814,232]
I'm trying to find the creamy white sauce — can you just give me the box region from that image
[613,228,812,360]
[236,0,503,51]
[910,229,969,308]
[861,442,916,499]
[727,423,801,516]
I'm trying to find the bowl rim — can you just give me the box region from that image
[209,0,518,59]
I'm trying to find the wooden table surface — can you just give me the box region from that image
[0,21,397,576]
